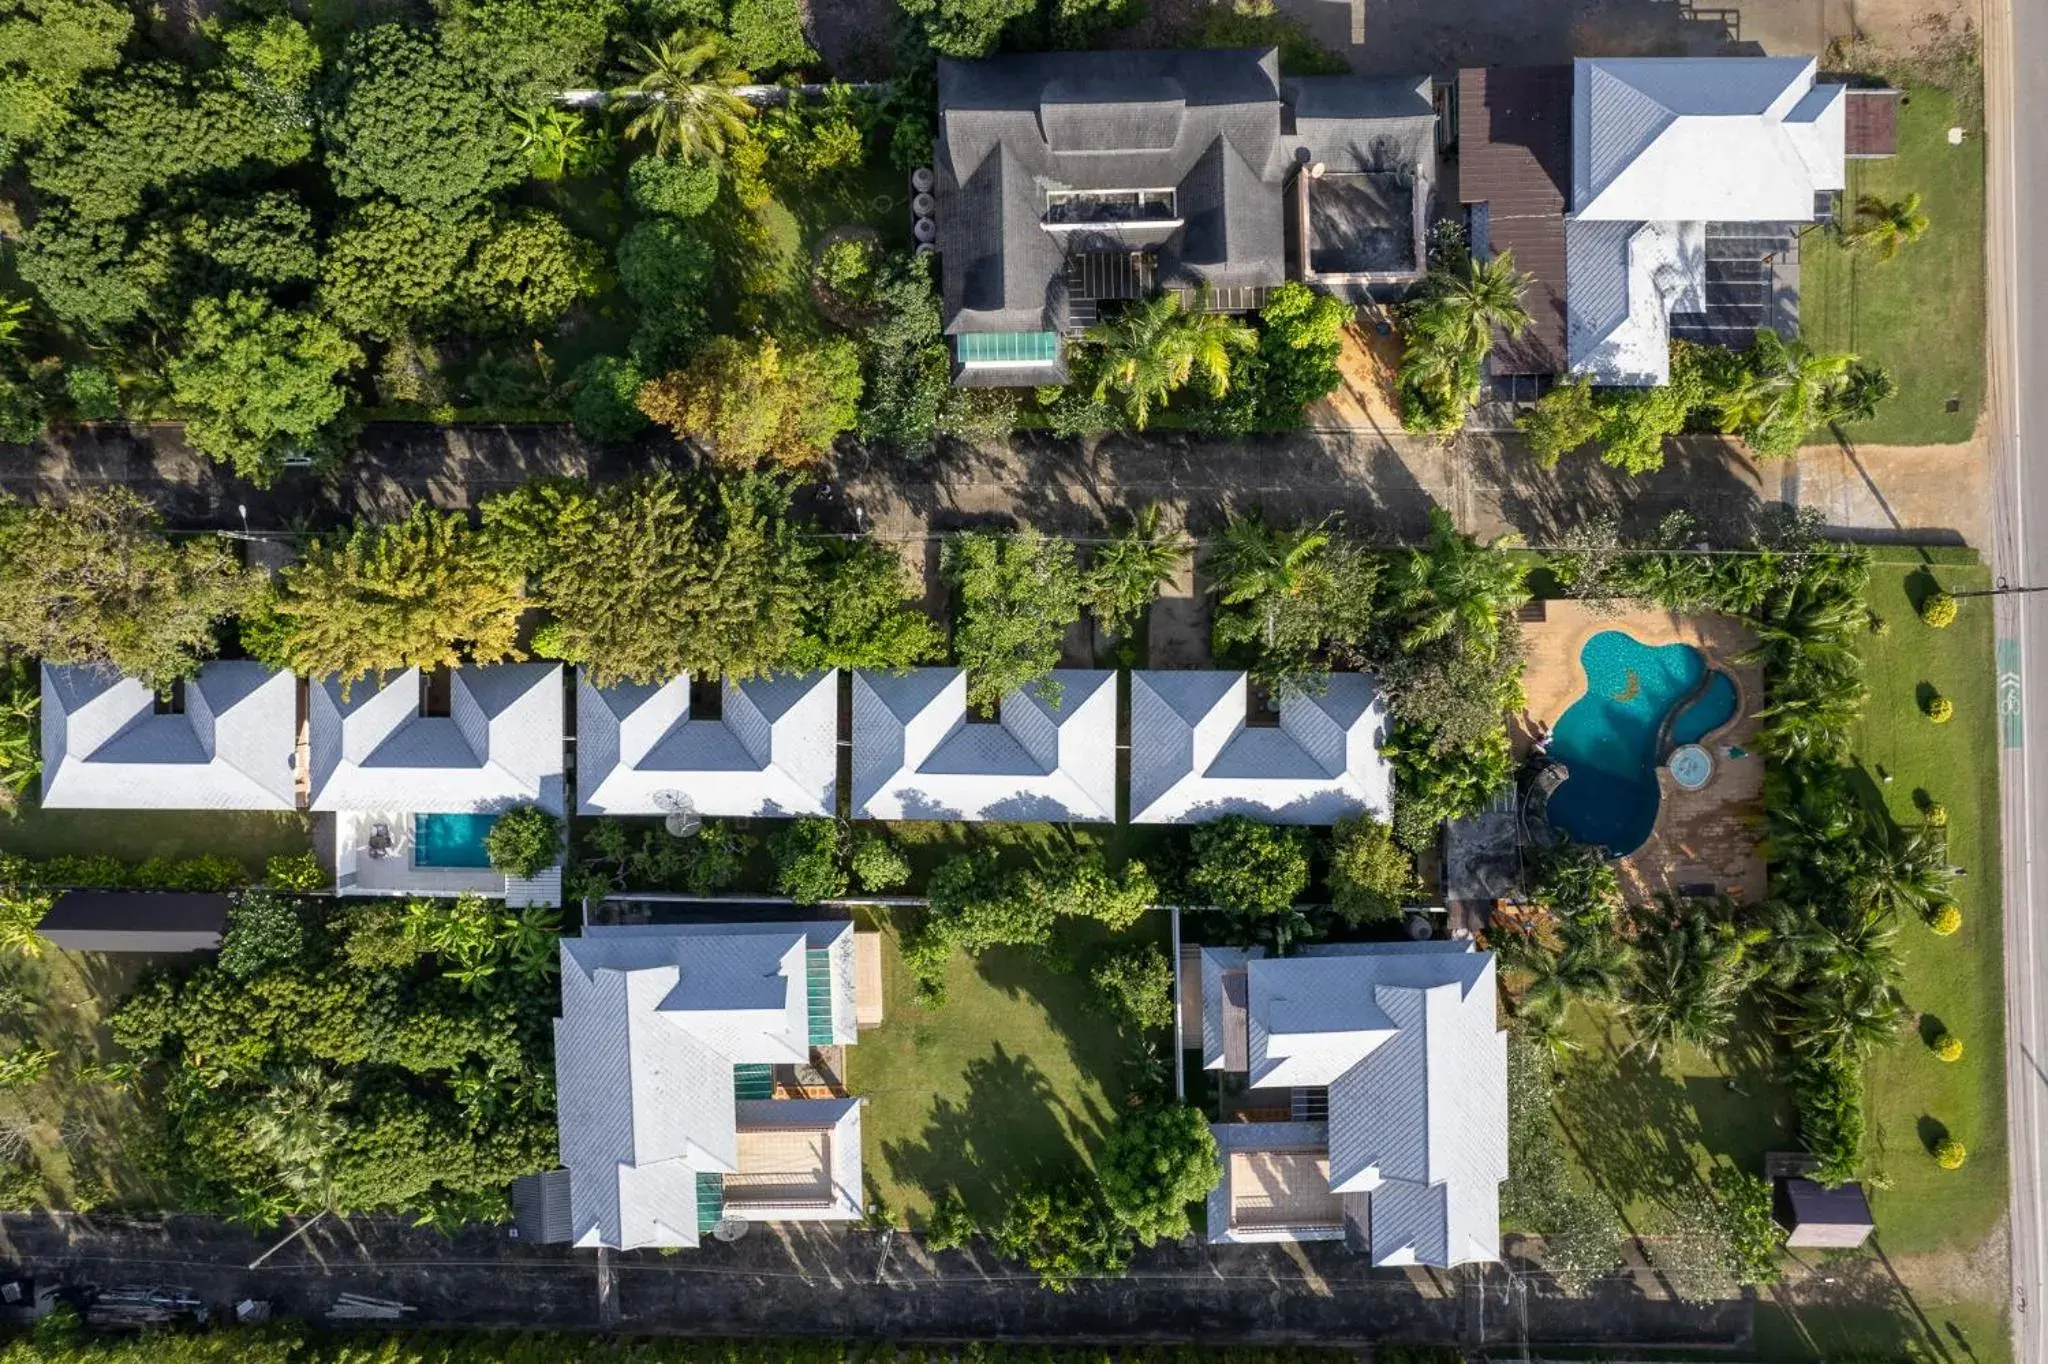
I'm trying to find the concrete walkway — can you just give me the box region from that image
[0,421,1987,550]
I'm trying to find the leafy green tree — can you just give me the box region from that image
[501,472,813,685]
[0,489,262,684]
[1845,191,1929,262]
[168,291,362,483]
[182,191,321,292]
[790,539,945,672]
[910,847,1154,1004]
[614,217,715,366]
[943,529,1085,709]
[321,25,522,218]
[16,207,157,331]
[319,202,487,340]
[0,658,40,807]
[851,835,912,893]
[217,14,322,132]
[509,105,602,181]
[1089,944,1175,1032]
[247,503,527,683]
[1204,508,1378,688]
[769,817,846,904]
[1097,1103,1220,1245]
[1087,291,1256,429]
[0,0,133,148]
[856,252,952,458]
[923,1189,978,1251]
[1399,250,1530,434]
[1187,816,1310,916]
[611,29,751,162]
[484,806,562,878]
[436,0,623,106]
[1086,504,1187,643]
[1205,508,1330,653]
[216,890,308,980]
[1711,1166,1785,1286]
[1328,813,1416,924]
[457,210,603,334]
[1518,376,1604,467]
[992,1173,1131,1292]
[568,354,651,444]
[1254,280,1351,426]
[725,0,817,73]
[0,372,44,442]
[896,0,1033,57]
[627,152,720,218]
[637,335,862,469]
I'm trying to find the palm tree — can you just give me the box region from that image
[1819,361,1897,428]
[0,298,28,351]
[512,106,599,181]
[1202,507,1331,650]
[1623,905,1754,1060]
[1852,817,1955,923]
[1086,504,1190,643]
[1087,292,1256,430]
[1413,250,1532,357]
[1845,191,1930,262]
[611,31,751,163]
[1712,329,1855,454]
[1386,507,1531,654]
[1788,968,1906,1061]
[246,1064,352,1207]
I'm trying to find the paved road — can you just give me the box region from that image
[1985,0,2048,1359]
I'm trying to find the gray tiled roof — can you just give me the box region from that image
[554,922,859,1251]
[306,664,564,814]
[576,671,837,818]
[934,48,1292,336]
[40,662,296,810]
[1198,941,1506,1267]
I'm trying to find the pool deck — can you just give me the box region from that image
[1519,602,1767,904]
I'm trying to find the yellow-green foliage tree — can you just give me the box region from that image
[637,334,862,469]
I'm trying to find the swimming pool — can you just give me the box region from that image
[413,812,498,868]
[1543,632,1739,855]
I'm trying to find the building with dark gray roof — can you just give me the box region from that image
[933,48,1438,387]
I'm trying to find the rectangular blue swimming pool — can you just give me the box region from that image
[413,812,497,868]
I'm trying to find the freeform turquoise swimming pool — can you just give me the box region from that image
[413,812,497,868]
[1544,631,1739,855]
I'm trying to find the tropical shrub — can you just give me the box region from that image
[1934,1137,1967,1169]
[1327,813,1416,924]
[1088,945,1176,1033]
[569,355,651,445]
[990,1173,1132,1292]
[1096,1102,1221,1245]
[850,836,912,894]
[769,817,847,905]
[1933,1031,1963,1062]
[1085,291,1255,430]
[626,154,720,219]
[216,889,307,979]
[167,291,362,483]
[1920,590,1958,627]
[1086,504,1187,645]
[815,236,879,308]
[923,1189,977,1251]
[1185,816,1310,916]
[787,540,945,673]
[264,852,327,893]
[1926,694,1954,724]
[484,805,562,878]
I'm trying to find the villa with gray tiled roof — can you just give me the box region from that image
[1129,670,1391,825]
[529,922,865,1251]
[576,671,838,818]
[39,661,297,811]
[1190,940,1506,1266]
[307,664,565,903]
[852,667,1116,823]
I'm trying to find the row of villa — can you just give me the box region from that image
[39,661,1395,899]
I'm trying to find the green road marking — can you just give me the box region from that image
[2000,638,2024,749]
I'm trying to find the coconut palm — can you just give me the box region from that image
[1788,968,1907,1062]
[1845,191,1930,262]
[1412,250,1532,355]
[611,31,752,163]
[1819,361,1898,427]
[1086,503,1190,642]
[1202,507,1331,650]
[246,1064,352,1206]
[1712,329,1855,455]
[1087,292,1256,430]
[1623,902,1756,1060]
[1387,507,1531,654]
[1852,816,1955,923]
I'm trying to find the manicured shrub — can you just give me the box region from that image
[1924,802,1950,830]
[1934,1137,1967,1169]
[1088,944,1176,1033]
[484,805,562,878]
[264,851,327,893]
[850,834,911,894]
[769,816,846,905]
[1932,1031,1964,1062]
[1926,694,1954,724]
[1930,903,1963,936]
[62,363,120,419]
[1920,591,1958,628]
[1095,1102,1221,1245]
[814,236,878,308]
[1868,613,1891,637]
[626,154,719,219]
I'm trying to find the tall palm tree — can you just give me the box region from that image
[1087,292,1256,430]
[1623,907,1753,1060]
[1414,250,1532,357]
[1853,817,1955,923]
[1387,507,1531,654]
[1845,191,1930,262]
[246,1064,351,1207]
[611,31,751,163]
[1202,507,1331,649]
[1086,503,1190,642]
[1712,329,1854,453]
[1788,968,1906,1062]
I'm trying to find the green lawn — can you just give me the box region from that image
[843,911,1158,1227]
[1801,84,1986,446]
[1848,557,2006,1254]
[1755,1297,2011,1364]
[0,803,313,872]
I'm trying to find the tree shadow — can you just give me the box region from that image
[1914,681,1940,714]
[1903,568,1942,615]
[1915,1115,1949,1154]
[1917,1013,1949,1048]
[877,1043,1089,1224]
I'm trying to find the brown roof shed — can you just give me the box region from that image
[1456,66,1571,376]
[1845,88,1900,158]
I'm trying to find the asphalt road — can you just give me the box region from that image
[1985,0,2047,1359]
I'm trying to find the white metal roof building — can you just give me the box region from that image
[1195,941,1506,1266]
[1128,670,1391,825]
[851,668,1116,823]
[306,664,565,814]
[576,671,838,818]
[552,923,863,1250]
[1565,57,1844,384]
[39,662,297,810]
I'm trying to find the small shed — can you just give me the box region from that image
[1775,1175,1876,1248]
[35,891,231,953]
[1845,88,1901,159]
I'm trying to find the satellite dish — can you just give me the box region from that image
[652,790,701,839]
[712,1216,750,1242]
